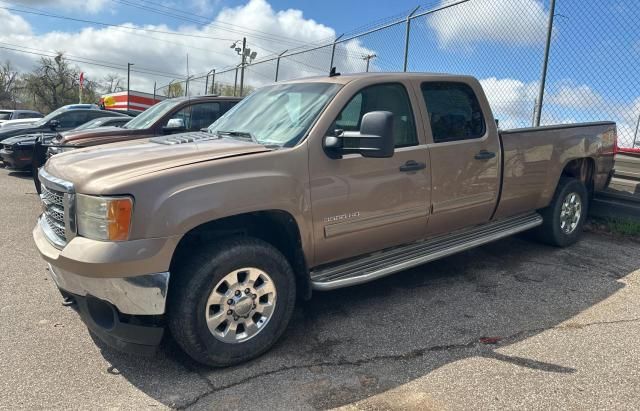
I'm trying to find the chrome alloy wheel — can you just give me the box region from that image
[560,192,582,235]
[205,267,277,343]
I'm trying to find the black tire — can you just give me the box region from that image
[533,177,589,247]
[168,236,296,367]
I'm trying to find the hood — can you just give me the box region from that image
[0,123,41,140]
[45,132,272,191]
[3,133,56,146]
[59,126,142,146]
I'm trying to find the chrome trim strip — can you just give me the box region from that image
[48,264,170,315]
[38,168,75,193]
[311,213,543,291]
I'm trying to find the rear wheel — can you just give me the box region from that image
[534,177,589,247]
[168,237,296,367]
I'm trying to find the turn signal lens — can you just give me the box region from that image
[77,194,134,241]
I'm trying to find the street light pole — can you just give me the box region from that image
[127,63,134,112]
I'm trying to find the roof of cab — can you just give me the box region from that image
[277,72,474,85]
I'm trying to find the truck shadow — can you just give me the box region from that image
[94,233,639,409]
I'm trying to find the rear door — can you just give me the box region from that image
[418,81,501,236]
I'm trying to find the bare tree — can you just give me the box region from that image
[167,81,184,98]
[0,61,19,108]
[22,52,80,112]
[102,73,125,94]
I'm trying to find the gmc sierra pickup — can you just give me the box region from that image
[33,73,616,367]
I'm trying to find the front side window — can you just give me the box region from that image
[190,102,221,130]
[332,83,418,148]
[208,82,341,147]
[421,82,486,143]
[56,111,89,128]
[123,99,183,130]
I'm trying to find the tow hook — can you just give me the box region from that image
[62,296,76,307]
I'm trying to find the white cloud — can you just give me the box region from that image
[0,0,373,94]
[11,0,110,13]
[429,0,548,47]
[0,8,32,36]
[479,77,538,128]
[548,83,604,108]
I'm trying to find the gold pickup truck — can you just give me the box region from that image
[33,73,616,366]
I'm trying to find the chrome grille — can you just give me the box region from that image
[38,169,75,248]
[41,185,67,245]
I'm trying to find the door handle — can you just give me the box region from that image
[474,150,496,160]
[399,160,426,172]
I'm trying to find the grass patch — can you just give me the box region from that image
[586,217,640,238]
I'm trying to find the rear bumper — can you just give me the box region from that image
[59,289,164,356]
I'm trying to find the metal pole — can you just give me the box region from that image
[633,110,640,148]
[404,6,420,72]
[533,0,556,127]
[239,37,246,96]
[205,72,209,95]
[153,81,156,102]
[364,54,376,72]
[275,49,288,82]
[127,63,133,111]
[210,69,215,94]
[329,34,344,73]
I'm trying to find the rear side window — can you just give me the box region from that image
[421,82,485,143]
[333,83,417,148]
[190,102,221,130]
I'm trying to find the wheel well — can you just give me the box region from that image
[562,158,595,194]
[170,211,312,300]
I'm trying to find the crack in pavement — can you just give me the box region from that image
[177,316,640,409]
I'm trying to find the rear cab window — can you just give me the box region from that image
[421,82,486,143]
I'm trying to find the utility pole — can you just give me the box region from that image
[363,54,377,72]
[239,37,247,96]
[533,0,556,126]
[127,63,134,112]
[233,67,238,97]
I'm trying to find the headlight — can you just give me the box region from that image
[76,194,133,241]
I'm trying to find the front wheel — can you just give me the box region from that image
[533,177,589,247]
[168,237,296,367]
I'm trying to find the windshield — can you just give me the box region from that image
[74,118,103,131]
[33,106,69,127]
[208,82,341,147]
[123,99,182,130]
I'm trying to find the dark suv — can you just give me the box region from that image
[0,104,128,142]
[47,96,242,154]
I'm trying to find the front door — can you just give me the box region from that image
[309,82,430,266]
[418,81,501,236]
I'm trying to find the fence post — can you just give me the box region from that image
[533,0,556,127]
[210,69,215,94]
[329,34,344,73]
[153,81,156,102]
[275,49,288,82]
[403,6,420,72]
[633,110,640,148]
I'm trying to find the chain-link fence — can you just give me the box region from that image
[154,0,640,152]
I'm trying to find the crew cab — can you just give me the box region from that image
[33,73,616,367]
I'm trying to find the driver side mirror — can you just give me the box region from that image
[163,118,185,133]
[324,111,395,159]
[48,119,60,131]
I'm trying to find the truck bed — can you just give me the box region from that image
[494,121,616,219]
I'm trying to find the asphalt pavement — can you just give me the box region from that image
[1,168,639,410]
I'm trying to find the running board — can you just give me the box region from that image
[310,213,543,291]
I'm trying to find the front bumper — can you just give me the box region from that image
[59,289,165,356]
[0,147,31,170]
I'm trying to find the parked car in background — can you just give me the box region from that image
[47,96,242,155]
[33,73,616,366]
[0,104,128,143]
[0,109,43,124]
[1,116,131,171]
[0,118,41,128]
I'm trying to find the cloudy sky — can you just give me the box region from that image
[1,0,638,146]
